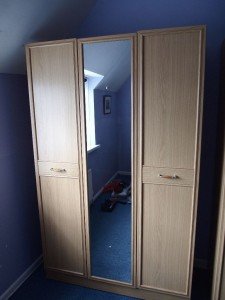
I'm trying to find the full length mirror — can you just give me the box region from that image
[83,39,132,283]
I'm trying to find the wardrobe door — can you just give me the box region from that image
[138,27,205,296]
[26,41,86,275]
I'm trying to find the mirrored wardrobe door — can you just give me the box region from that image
[78,35,136,285]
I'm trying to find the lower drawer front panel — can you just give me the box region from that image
[40,176,84,274]
[142,166,194,187]
[38,161,79,178]
[141,183,193,295]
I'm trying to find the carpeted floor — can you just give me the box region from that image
[10,266,138,300]
[9,265,211,299]
[90,174,131,282]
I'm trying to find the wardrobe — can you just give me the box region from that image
[26,26,205,300]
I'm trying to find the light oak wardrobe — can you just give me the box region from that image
[26,25,205,300]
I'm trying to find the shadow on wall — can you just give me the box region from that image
[209,39,225,278]
[0,74,42,296]
[29,0,96,41]
[0,0,97,74]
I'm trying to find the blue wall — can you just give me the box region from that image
[88,81,131,195]
[0,74,42,296]
[77,0,225,263]
[88,89,118,195]
[117,77,131,172]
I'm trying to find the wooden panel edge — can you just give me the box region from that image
[137,25,206,36]
[139,284,189,297]
[78,33,136,44]
[26,38,75,48]
[136,30,144,288]
[46,267,84,277]
[26,34,136,48]
[73,39,88,277]
[76,39,91,278]
[186,25,206,297]
[131,33,138,288]
[25,46,48,266]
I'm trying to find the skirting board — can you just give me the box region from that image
[92,171,118,202]
[118,171,131,176]
[92,170,131,203]
[0,255,43,300]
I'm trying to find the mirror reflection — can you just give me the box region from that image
[83,40,132,283]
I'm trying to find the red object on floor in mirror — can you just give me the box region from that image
[102,180,124,194]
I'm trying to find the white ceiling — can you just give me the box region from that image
[0,0,96,74]
[83,40,131,92]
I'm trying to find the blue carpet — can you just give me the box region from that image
[9,265,211,300]
[10,266,139,300]
[90,175,131,282]
[9,265,211,299]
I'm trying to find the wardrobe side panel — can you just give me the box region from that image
[143,31,200,169]
[30,43,78,163]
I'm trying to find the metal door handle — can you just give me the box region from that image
[50,168,66,173]
[158,174,179,179]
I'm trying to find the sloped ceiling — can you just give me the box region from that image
[83,40,131,92]
[0,0,97,74]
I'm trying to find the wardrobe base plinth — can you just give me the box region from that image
[46,268,189,300]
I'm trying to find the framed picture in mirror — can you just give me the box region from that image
[103,95,111,114]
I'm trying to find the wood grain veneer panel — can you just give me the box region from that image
[142,30,201,169]
[30,43,78,162]
[40,176,84,274]
[141,184,193,294]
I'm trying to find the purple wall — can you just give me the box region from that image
[0,74,42,296]
[88,89,118,195]
[77,0,225,263]
[87,79,132,196]
[116,77,131,172]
